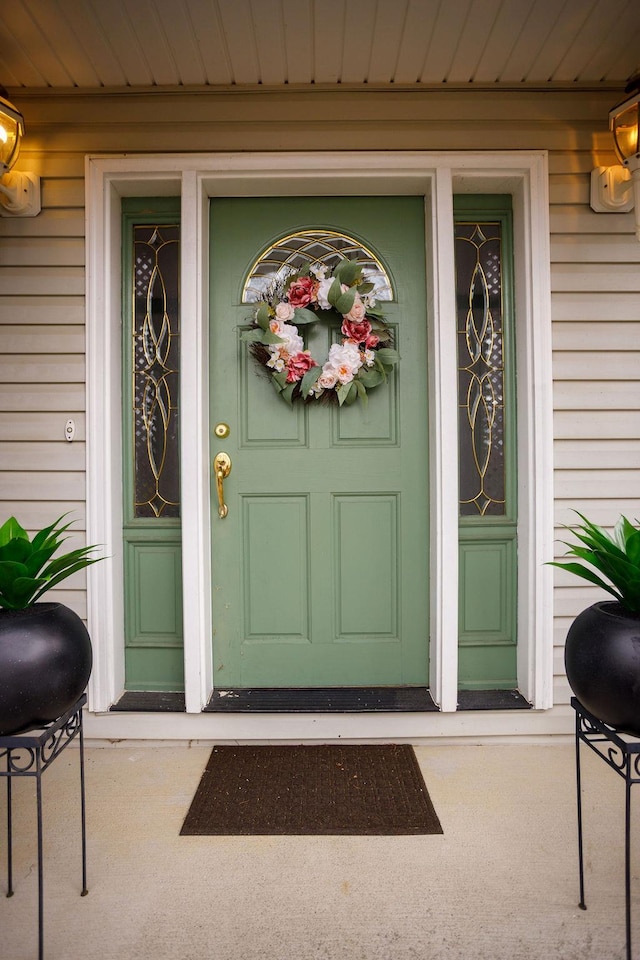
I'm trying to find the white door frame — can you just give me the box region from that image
[85,151,554,736]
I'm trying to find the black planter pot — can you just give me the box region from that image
[0,602,92,737]
[565,600,640,735]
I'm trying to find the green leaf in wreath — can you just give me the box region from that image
[373,356,389,379]
[336,381,351,406]
[336,381,357,406]
[262,331,286,345]
[376,348,400,365]
[281,382,296,406]
[327,277,344,308]
[300,365,320,399]
[373,328,392,343]
[358,282,374,295]
[335,259,361,287]
[344,381,358,405]
[255,302,272,329]
[240,328,265,343]
[355,380,368,405]
[358,367,385,389]
[293,307,318,325]
[334,287,356,316]
[271,371,287,393]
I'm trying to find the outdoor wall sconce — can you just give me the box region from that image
[0,87,40,218]
[591,75,640,239]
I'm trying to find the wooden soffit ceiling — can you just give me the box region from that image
[0,0,639,93]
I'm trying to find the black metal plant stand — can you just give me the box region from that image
[573,696,640,960]
[1,694,88,960]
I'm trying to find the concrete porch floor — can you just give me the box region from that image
[1,739,637,960]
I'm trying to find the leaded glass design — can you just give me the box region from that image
[242,229,394,303]
[455,222,505,517]
[132,225,180,518]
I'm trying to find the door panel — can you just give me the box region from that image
[209,196,429,688]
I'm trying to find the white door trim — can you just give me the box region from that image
[85,150,554,734]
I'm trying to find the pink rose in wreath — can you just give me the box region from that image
[286,351,317,383]
[287,277,316,308]
[365,332,379,348]
[341,317,372,344]
[343,292,367,324]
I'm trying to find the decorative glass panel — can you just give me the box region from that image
[242,229,394,303]
[132,225,180,518]
[455,222,505,517]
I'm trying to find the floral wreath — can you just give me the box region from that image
[242,258,399,406]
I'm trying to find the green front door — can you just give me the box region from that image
[209,196,429,688]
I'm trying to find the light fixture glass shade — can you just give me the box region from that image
[610,90,640,166]
[0,93,24,173]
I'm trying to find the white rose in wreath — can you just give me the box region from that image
[324,341,363,385]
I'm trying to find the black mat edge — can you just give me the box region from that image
[110,691,186,712]
[457,689,531,710]
[204,686,439,713]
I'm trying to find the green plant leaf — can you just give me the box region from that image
[0,538,31,564]
[0,514,104,609]
[0,517,28,547]
[0,560,30,584]
[335,259,361,286]
[31,515,71,552]
[292,307,318,325]
[373,356,388,379]
[241,328,265,343]
[300,366,320,399]
[336,381,351,406]
[375,348,400,365]
[255,303,272,329]
[327,277,344,308]
[262,331,285,345]
[354,380,368,405]
[624,529,640,566]
[334,288,356,316]
[548,560,624,602]
[281,382,295,406]
[24,544,61,577]
[30,559,103,603]
[40,546,100,581]
[344,381,358,405]
[357,367,385,389]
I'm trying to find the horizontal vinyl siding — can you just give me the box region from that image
[1,88,638,709]
[549,148,640,707]
[0,155,86,617]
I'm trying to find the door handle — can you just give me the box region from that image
[213,452,232,519]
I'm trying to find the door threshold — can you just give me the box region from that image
[110,687,531,714]
[205,687,439,713]
[110,691,186,712]
[457,689,531,710]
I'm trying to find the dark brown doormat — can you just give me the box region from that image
[180,744,443,836]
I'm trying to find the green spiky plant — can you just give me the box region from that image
[0,515,102,611]
[550,512,640,615]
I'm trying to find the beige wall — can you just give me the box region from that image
[1,87,639,708]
